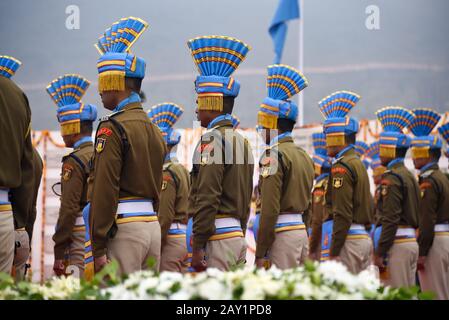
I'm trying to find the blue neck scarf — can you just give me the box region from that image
[316,172,329,182]
[73,136,93,149]
[387,157,404,169]
[269,131,292,146]
[165,152,177,162]
[207,114,233,129]
[420,161,437,174]
[336,144,354,159]
[113,92,141,112]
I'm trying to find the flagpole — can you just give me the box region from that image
[298,0,304,127]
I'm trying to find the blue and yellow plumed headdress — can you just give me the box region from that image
[312,132,331,175]
[187,35,251,112]
[318,91,360,147]
[230,114,240,129]
[376,106,415,158]
[47,74,97,136]
[257,64,308,129]
[95,17,148,93]
[409,108,442,159]
[0,55,21,78]
[355,141,370,169]
[366,141,386,177]
[46,74,97,136]
[147,103,184,146]
[438,122,449,157]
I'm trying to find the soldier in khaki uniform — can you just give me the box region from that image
[11,147,43,281]
[187,36,254,272]
[46,74,97,278]
[148,103,190,273]
[255,64,313,270]
[308,132,331,261]
[318,91,372,274]
[410,110,449,300]
[373,106,420,288]
[365,142,387,257]
[88,17,166,275]
[0,55,35,274]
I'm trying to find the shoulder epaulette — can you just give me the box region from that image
[163,162,172,171]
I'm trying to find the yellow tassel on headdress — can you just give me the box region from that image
[314,164,322,176]
[257,112,278,129]
[98,71,125,92]
[411,146,430,159]
[61,120,81,136]
[379,145,396,158]
[198,95,223,111]
[325,134,345,147]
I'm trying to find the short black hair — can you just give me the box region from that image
[277,118,295,132]
[396,147,408,158]
[80,121,93,135]
[430,148,441,161]
[346,133,356,145]
[222,96,235,114]
[125,77,143,93]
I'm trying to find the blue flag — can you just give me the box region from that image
[269,0,300,64]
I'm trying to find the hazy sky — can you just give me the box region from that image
[1,0,449,129]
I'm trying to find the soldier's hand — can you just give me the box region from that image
[192,249,207,272]
[94,254,109,273]
[417,256,426,271]
[53,259,66,276]
[373,255,386,272]
[255,257,271,269]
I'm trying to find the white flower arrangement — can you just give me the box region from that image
[0,261,422,300]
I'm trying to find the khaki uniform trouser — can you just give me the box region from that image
[268,229,309,270]
[0,211,14,273]
[160,236,188,273]
[63,230,85,278]
[205,237,247,271]
[386,241,418,288]
[340,237,373,274]
[418,235,449,300]
[13,229,30,281]
[108,221,161,275]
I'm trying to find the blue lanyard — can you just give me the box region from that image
[269,132,292,146]
[113,92,141,112]
[73,136,92,149]
[335,144,354,158]
[420,162,437,174]
[387,158,404,169]
[165,152,177,161]
[207,114,233,129]
[316,173,329,182]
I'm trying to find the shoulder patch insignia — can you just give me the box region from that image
[332,167,347,175]
[162,180,168,191]
[62,164,73,181]
[200,154,209,166]
[261,166,271,178]
[333,177,343,188]
[96,138,106,153]
[97,127,112,137]
[380,179,392,186]
[381,185,388,196]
